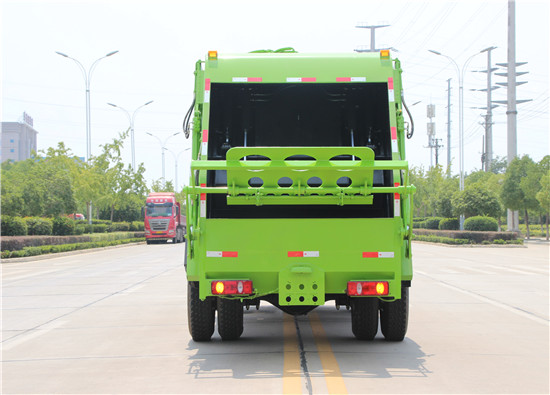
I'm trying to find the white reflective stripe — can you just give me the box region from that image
[392,139,398,152]
[351,77,366,82]
[287,77,302,82]
[201,142,208,156]
[379,252,395,258]
[206,251,223,257]
[388,90,395,102]
[200,200,206,217]
[232,77,248,82]
[394,199,400,217]
[303,251,320,257]
[204,91,210,103]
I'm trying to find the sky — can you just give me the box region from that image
[2,0,549,189]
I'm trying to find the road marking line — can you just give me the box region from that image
[309,312,348,394]
[416,271,549,325]
[283,314,302,394]
[486,264,535,275]
[3,321,67,350]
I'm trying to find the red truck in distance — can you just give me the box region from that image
[143,192,186,244]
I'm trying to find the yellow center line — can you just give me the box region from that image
[309,311,348,394]
[283,313,302,394]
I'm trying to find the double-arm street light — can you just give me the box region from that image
[55,50,119,161]
[428,47,492,230]
[107,100,153,170]
[146,132,181,188]
[163,147,191,192]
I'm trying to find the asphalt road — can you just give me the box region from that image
[2,241,548,394]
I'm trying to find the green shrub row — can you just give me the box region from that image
[412,234,470,244]
[414,216,499,232]
[413,217,444,229]
[1,237,145,259]
[413,233,523,245]
[413,229,521,244]
[1,232,144,252]
[1,216,144,236]
[439,218,459,230]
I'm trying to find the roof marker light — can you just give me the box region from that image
[380,49,390,58]
[208,50,218,60]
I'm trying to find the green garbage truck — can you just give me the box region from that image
[183,48,415,342]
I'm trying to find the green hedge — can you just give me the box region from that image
[413,217,444,229]
[1,237,145,259]
[439,218,459,230]
[1,216,28,236]
[413,228,521,244]
[413,234,470,245]
[1,216,144,236]
[1,232,144,252]
[464,216,498,232]
[52,217,75,236]
[24,217,53,235]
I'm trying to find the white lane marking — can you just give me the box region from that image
[416,271,548,325]
[2,269,59,283]
[486,264,535,275]
[2,321,67,351]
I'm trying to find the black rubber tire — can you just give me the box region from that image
[187,282,215,342]
[350,297,379,340]
[380,287,409,342]
[146,239,151,245]
[217,298,244,340]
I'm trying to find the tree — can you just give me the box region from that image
[489,156,508,174]
[452,182,501,219]
[93,131,149,222]
[501,156,540,238]
[150,179,175,193]
[536,170,550,240]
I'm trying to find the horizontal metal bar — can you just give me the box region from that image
[184,185,415,195]
[190,159,409,171]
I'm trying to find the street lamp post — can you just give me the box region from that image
[146,132,181,188]
[55,50,119,161]
[56,50,118,225]
[428,48,489,230]
[164,148,191,192]
[107,100,153,170]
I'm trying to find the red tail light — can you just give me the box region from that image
[211,280,253,295]
[347,281,389,296]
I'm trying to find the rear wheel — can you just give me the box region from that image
[380,287,409,341]
[217,298,243,340]
[187,282,215,342]
[350,297,379,340]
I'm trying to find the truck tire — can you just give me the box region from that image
[217,298,243,340]
[350,297,379,340]
[380,287,409,341]
[187,282,215,342]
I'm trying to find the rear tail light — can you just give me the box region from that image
[347,281,389,296]
[211,280,253,295]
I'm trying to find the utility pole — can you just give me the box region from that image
[354,23,389,52]
[426,104,436,168]
[481,47,498,171]
[434,138,444,166]
[493,0,531,232]
[446,79,452,172]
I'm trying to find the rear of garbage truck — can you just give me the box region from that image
[183,49,415,341]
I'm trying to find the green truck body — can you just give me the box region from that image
[183,49,415,341]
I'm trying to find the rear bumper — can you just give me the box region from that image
[186,217,411,302]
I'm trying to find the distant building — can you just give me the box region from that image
[1,112,38,162]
